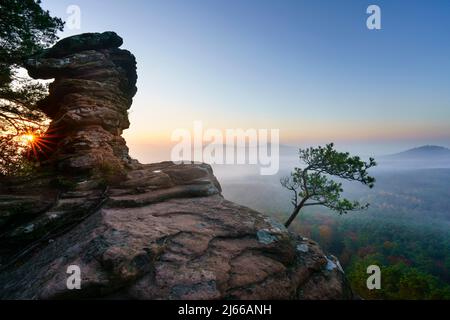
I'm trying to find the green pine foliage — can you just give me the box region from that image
[281,143,376,227]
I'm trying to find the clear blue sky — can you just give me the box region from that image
[41,0,450,155]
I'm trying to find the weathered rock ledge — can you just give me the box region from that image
[0,32,352,299]
[0,161,351,299]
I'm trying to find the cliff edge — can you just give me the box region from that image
[0,32,352,299]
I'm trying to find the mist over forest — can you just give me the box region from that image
[213,145,450,299]
[126,141,450,298]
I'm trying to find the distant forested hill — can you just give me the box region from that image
[387,145,450,159]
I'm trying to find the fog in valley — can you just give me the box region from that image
[128,142,450,230]
[127,142,450,297]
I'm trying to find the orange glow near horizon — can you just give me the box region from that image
[122,117,450,147]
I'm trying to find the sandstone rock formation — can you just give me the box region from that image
[0,32,352,300]
[25,31,137,175]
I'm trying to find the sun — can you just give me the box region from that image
[21,133,35,144]
[18,127,59,162]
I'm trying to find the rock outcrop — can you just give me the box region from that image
[0,32,352,300]
[25,32,137,175]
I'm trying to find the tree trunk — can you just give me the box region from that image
[284,198,307,228]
